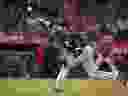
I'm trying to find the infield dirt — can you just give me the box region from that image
[80,80,112,96]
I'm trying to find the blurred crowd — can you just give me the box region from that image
[96,32,128,65]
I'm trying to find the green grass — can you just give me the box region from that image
[0,80,80,96]
[64,80,80,96]
[0,80,48,96]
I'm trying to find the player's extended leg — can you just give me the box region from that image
[57,64,69,80]
[54,65,68,95]
[48,65,66,96]
[48,80,64,96]
[54,80,64,93]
